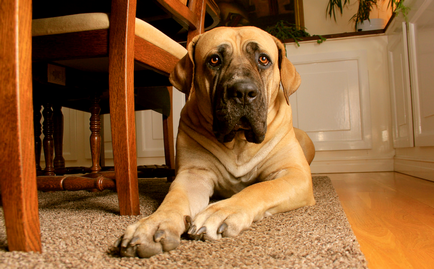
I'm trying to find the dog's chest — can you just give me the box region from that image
[230,163,258,183]
[216,165,259,197]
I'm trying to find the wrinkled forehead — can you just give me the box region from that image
[194,27,278,62]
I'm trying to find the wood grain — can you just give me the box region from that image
[325,172,434,269]
[108,0,140,216]
[187,0,206,44]
[0,0,42,252]
[37,174,116,192]
[155,0,198,30]
[42,104,55,176]
[134,37,179,75]
[32,30,109,62]
[89,97,102,173]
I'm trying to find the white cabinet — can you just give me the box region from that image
[289,50,372,151]
[387,0,434,148]
[407,0,434,147]
[285,35,395,173]
[387,0,434,181]
[387,22,414,148]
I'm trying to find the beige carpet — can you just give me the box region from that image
[0,176,368,268]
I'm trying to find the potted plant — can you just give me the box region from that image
[266,20,326,46]
[327,0,410,31]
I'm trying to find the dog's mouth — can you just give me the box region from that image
[233,117,252,131]
[213,115,266,144]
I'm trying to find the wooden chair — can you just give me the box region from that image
[0,0,219,253]
[31,0,219,216]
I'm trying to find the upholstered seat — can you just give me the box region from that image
[32,13,187,59]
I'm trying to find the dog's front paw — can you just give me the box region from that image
[115,212,186,258]
[189,199,253,241]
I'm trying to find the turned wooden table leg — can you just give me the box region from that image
[90,96,102,173]
[34,104,42,172]
[43,103,55,176]
[53,105,65,169]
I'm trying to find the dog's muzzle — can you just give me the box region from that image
[213,80,267,144]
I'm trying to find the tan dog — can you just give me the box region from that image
[116,26,315,258]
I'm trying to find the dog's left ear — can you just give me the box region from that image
[273,37,301,105]
[169,34,202,97]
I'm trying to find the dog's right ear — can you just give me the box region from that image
[169,34,202,97]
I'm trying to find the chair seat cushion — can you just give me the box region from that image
[32,12,187,59]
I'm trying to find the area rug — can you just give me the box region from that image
[0,176,368,268]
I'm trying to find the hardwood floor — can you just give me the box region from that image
[320,172,434,269]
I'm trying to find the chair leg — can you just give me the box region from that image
[163,86,175,181]
[108,0,140,215]
[53,105,65,170]
[100,114,106,168]
[89,96,102,173]
[0,0,42,252]
[43,103,56,176]
[34,104,43,172]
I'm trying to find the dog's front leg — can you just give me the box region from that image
[117,171,214,258]
[190,173,315,241]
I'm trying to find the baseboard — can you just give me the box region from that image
[310,158,394,174]
[394,157,434,181]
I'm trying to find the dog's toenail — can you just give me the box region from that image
[130,237,140,246]
[218,223,228,234]
[188,225,197,234]
[154,230,165,242]
[196,226,207,235]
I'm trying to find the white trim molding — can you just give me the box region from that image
[394,157,434,181]
[310,158,394,174]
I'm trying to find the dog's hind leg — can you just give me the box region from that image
[294,128,315,165]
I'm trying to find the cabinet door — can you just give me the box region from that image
[387,22,414,148]
[289,50,372,151]
[407,0,434,147]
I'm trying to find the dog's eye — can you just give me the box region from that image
[209,55,221,67]
[258,55,270,66]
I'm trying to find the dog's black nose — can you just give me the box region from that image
[227,82,259,104]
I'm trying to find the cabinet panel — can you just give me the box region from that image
[60,108,79,160]
[408,1,434,146]
[387,22,414,148]
[289,50,372,151]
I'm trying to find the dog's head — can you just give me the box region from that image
[170,26,300,144]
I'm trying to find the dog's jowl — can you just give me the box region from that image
[116,26,316,258]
